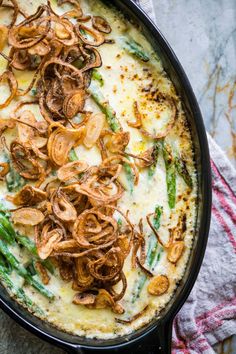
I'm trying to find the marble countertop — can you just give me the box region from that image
[0,1,235,353]
[152,0,236,167]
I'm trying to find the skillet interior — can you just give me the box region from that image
[0,0,212,351]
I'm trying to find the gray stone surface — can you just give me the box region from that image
[152,0,236,167]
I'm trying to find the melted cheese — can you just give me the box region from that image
[0,0,197,339]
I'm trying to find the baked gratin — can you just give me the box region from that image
[0,0,196,339]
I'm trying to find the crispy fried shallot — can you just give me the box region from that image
[35,224,63,260]
[0,25,8,51]
[12,207,44,226]
[8,5,50,49]
[35,261,50,285]
[127,101,142,128]
[89,289,124,314]
[0,162,9,179]
[57,160,88,181]
[115,305,149,324]
[147,213,185,264]
[73,208,118,248]
[1,0,183,316]
[12,185,47,206]
[52,190,77,223]
[63,89,86,119]
[135,147,156,168]
[73,292,96,305]
[76,24,105,47]
[47,124,84,166]
[92,16,111,34]
[105,131,130,153]
[147,275,169,296]
[83,113,105,148]
[0,71,18,109]
[0,118,16,136]
[167,241,185,264]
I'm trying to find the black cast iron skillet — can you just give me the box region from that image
[0,0,212,353]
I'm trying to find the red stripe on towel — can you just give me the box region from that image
[213,181,236,224]
[212,205,236,252]
[211,160,236,202]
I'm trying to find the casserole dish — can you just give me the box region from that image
[0,0,212,352]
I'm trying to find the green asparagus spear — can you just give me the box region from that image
[0,264,44,314]
[153,205,163,231]
[0,222,15,245]
[92,69,104,86]
[69,148,78,162]
[0,254,12,273]
[162,143,176,209]
[15,233,38,256]
[15,233,54,274]
[131,237,162,303]
[131,206,163,303]
[0,210,54,274]
[123,162,134,194]
[175,155,193,188]
[88,80,121,133]
[0,211,15,238]
[89,79,134,191]
[5,155,25,192]
[0,239,54,300]
[119,36,150,62]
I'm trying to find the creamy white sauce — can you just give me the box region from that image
[0,0,197,339]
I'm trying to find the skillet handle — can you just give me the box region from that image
[67,320,173,354]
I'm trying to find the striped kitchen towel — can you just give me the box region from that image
[135,1,236,353]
